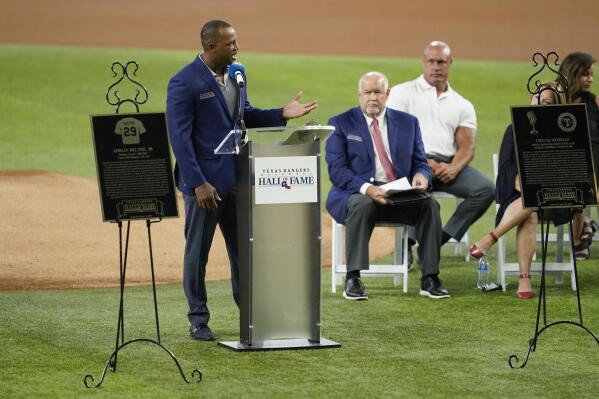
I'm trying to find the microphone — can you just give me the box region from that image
[229,63,245,87]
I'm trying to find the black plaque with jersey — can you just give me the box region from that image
[91,112,178,221]
[85,62,199,389]
[511,103,598,209]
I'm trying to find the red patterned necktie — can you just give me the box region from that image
[371,117,397,182]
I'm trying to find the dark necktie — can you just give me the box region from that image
[371,117,397,182]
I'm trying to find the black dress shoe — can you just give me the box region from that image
[344,277,368,300]
[419,275,450,299]
[190,324,216,341]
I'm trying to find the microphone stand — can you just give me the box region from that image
[236,81,247,144]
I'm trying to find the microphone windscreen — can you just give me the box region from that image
[229,63,245,79]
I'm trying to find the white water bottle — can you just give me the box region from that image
[477,257,489,289]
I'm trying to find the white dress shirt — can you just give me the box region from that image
[359,108,393,194]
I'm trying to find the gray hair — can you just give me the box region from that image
[358,71,389,91]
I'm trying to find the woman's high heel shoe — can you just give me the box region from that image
[517,273,533,299]
[581,219,594,246]
[468,231,498,259]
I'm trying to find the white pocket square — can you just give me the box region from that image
[199,91,216,100]
[347,134,363,142]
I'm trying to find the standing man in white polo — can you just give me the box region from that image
[387,41,494,261]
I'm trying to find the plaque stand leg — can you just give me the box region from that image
[509,208,599,368]
[83,219,202,387]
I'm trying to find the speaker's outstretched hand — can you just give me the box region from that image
[282,91,318,120]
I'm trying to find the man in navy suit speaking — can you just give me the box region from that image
[325,72,449,300]
[167,20,317,340]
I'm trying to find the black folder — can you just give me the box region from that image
[385,189,430,205]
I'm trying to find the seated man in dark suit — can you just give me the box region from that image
[326,71,449,300]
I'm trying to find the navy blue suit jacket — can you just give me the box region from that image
[325,107,432,223]
[166,56,285,196]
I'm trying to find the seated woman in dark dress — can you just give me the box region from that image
[557,52,599,244]
[557,52,599,170]
[468,86,587,299]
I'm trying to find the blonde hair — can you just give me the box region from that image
[532,81,565,105]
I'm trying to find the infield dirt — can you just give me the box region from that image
[0,170,396,290]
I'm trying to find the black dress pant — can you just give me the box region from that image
[182,191,239,327]
[345,194,443,277]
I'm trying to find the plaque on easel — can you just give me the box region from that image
[507,52,599,369]
[84,61,199,388]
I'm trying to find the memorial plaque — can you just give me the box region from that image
[91,112,178,221]
[511,103,598,209]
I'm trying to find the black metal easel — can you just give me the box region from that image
[509,207,599,368]
[508,53,599,369]
[83,61,201,387]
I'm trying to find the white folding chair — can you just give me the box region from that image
[331,219,409,294]
[492,153,577,291]
[431,191,470,261]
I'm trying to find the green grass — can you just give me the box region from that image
[0,44,538,181]
[0,44,550,241]
[1,262,598,398]
[2,45,598,397]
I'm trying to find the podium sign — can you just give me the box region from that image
[90,112,178,221]
[254,156,318,204]
[511,103,598,209]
